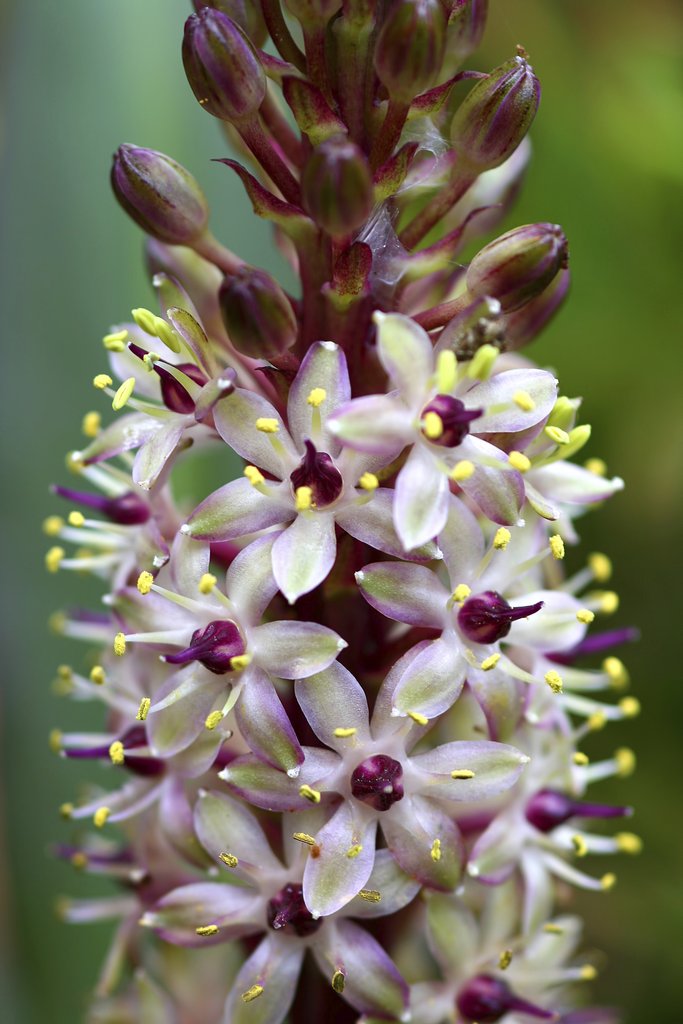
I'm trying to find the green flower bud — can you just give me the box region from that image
[219,268,298,358]
[111,145,208,244]
[301,136,374,238]
[191,1,268,47]
[182,9,266,123]
[466,223,569,312]
[374,0,447,104]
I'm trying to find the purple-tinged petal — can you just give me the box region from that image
[219,748,340,811]
[222,936,304,1024]
[226,533,279,623]
[272,512,336,603]
[371,643,432,738]
[510,590,585,652]
[426,894,478,974]
[80,412,160,464]
[521,849,555,937]
[355,562,448,629]
[375,311,433,404]
[458,435,525,525]
[143,882,260,947]
[147,670,223,758]
[184,477,292,541]
[411,740,529,801]
[314,919,409,1019]
[171,727,226,779]
[303,803,377,918]
[395,445,450,550]
[214,388,299,477]
[343,850,421,919]
[338,488,440,562]
[437,494,486,582]
[251,621,346,679]
[69,777,161,825]
[530,462,624,505]
[235,669,303,774]
[159,777,208,869]
[382,795,463,890]
[467,368,558,433]
[194,789,283,874]
[287,341,351,456]
[524,480,560,520]
[468,668,527,742]
[295,664,371,753]
[132,420,188,491]
[169,531,210,596]
[391,637,466,719]
[328,394,413,455]
[468,811,521,883]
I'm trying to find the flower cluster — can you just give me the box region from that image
[46,3,638,1022]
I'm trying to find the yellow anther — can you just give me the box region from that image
[576,608,595,624]
[57,664,73,681]
[493,527,511,550]
[508,451,531,472]
[615,747,636,777]
[588,552,612,582]
[198,573,217,594]
[331,970,345,994]
[136,570,154,595]
[596,590,619,614]
[358,889,382,903]
[571,834,588,857]
[587,711,607,731]
[619,696,640,718]
[136,697,151,722]
[154,318,181,353]
[299,784,321,804]
[109,741,125,765]
[573,751,589,766]
[68,510,85,527]
[230,653,252,671]
[93,807,111,828]
[71,851,88,870]
[131,307,157,334]
[543,923,565,934]
[423,411,443,440]
[467,343,498,380]
[450,460,475,482]
[295,485,313,511]
[43,516,65,536]
[49,611,67,634]
[481,654,501,672]
[89,665,105,686]
[346,844,363,859]
[358,472,379,491]
[113,632,127,656]
[544,670,563,694]
[66,451,85,474]
[585,457,607,476]
[142,352,159,370]
[603,656,628,689]
[46,546,65,573]
[407,710,429,726]
[451,769,475,779]
[545,425,570,445]
[244,464,265,486]
[512,390,536,412]
[436,350,457,392]
[81,411,101,438]
[549,534,565,560]
[333,727,357,738]
[307,387,327,407]
[93,373,113,390]
[59,802,74,819]
[601,872,617,891]
[293,832,316,846]
[498,949,513,970]
[430,838,442,862]
[205,711,224,731]
[219,852,239,868]
[112,377,135,411]
[196,925,220,937]
[255,417,279,433]
[580,965,598,981]
[49,729,62,753]
[447,586,470,610]
[102,329,129,351]
[616,832,642,855]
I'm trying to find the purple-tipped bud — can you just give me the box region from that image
[218,267,298,359]
[458,591,544,644]
[182,10,266,123]
[525,789,632,833]
[502,266,570,350]
[374,0,448,104]
[457,975,555,1022]
[283,0,342,25]
[267,883,322,937]
[290,441,344,507]
[451,55,540,171]
[192,0,268,47]
[111,145,209,245]
[301,136,374,238]
[420,395,482,447]
[165,620,245,674]
[448,0,489,65]
[350,754,404,811]
[466,223,569,313]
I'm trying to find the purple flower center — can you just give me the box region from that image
[164,619,245,674]
[457,590,544,644]
[456,975,555,1022]
[53,485,150,525]
[130,343,208,413]
[525,788,632,833]
[267,882,322,938]
[61,724,164,777]
[289,439,344,508]
[420,394,482,447]
[350,754,404,811]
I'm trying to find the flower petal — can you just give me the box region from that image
[338,488,441,561]
[375,312,433,403]
[226,533,279,623]
[222,936,304,1024]
[287,341,351,455]
[382,795,463,890]
[234,669,303,774]
[295,663,371,753]
[343,850,421,919]
[328,394,413,455]
[143,882,259,947]
[426,894,479,973]
[437,494,486,582]
[80,412,160,464]
[214,388,299,477]
[194,789,283,873]
[272,512,336,603]
[147,669,223,758]
[530,461,624,505]
[184,478,292,542]
[394,445,450,550]
[355,561,448,628]
[219,748,339,811]
[467,368,558,432]
[458,435,525,525]
[169,531,210,596]
[411,740,529,802]
[303,803,377,918]
[251,621,346,679]
[510,590,586,652]
[132,420,187,490]
[391,637,466,719]
[313,919,409,1019]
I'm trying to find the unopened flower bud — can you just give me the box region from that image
[192,0,268,47]
[448,0,489,66]
[466,223,568,313]
[219,268,298,358]
[451,55,540,171]
[502,266,570,349]
[374,0,447,104]
[182,9,266,123]
[301,136,374,238]
[283,0,342,26]
[111,145,208,244]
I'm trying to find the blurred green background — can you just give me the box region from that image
[1,1,681,1020]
